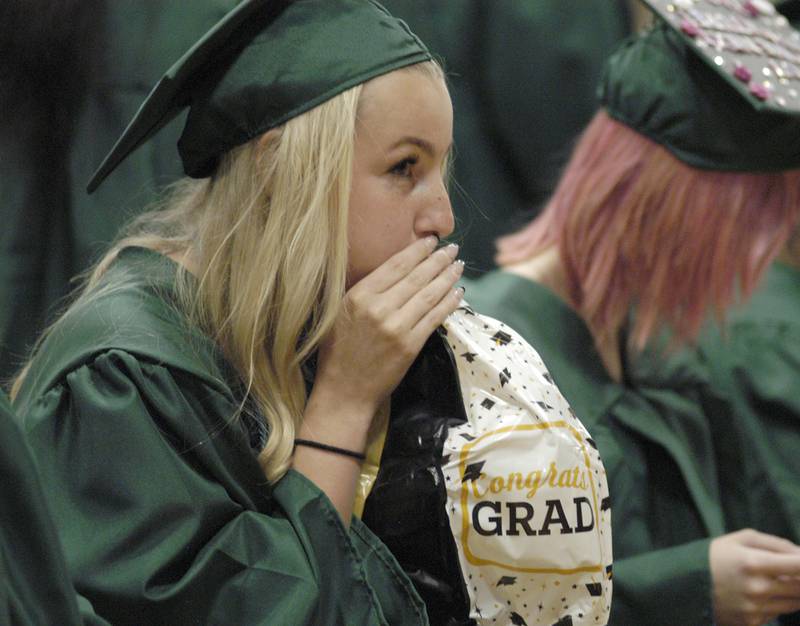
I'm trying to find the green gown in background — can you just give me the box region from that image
[463,271,727,626]
[633,262,800,554]
[12,247,428,626]
[0,391,109,626]
[0,0,238,381]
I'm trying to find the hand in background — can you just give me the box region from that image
[711,529,800,626]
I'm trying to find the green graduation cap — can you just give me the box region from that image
[87,0,431,193]
[600,0,800,171]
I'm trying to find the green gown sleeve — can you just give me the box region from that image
[701,318,800,544]
[715,321,800,626]
[17,350,427,626]
[610,539,714,626]
[591,404,717,626]
[0,392,110,626]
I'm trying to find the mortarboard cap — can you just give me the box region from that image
[87,0,431,193]
[600,0,800,171]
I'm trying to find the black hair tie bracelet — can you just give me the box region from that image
[294,438,366,461]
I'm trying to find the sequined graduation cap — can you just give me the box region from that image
[87,0,431,193]
[600,0,800,171]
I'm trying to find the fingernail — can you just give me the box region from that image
[445,243,459,259]
[452,260,465,276]
[455,286,465,300]
[425,235,438,249]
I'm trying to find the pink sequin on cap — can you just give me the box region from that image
[680,19,701,37]
[734,64,753,83]
[750,83,771,100]
[743,1,760,18]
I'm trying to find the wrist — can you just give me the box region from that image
[294,438,366,461]
[301,397,374,455]
[309,366,383,416]
[304,385,379,446]
[296,418,369,455]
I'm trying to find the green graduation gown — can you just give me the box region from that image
[0,391,109,626]
[463,271,727,626]
[12,247,428,626]
[633,262,800,551]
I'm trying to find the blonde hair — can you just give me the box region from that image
[15,60,444,483]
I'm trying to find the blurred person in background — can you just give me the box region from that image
[464,3,800,624]
[0,0,238,382]
[629,3,800,624]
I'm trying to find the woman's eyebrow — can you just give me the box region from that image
[389,136,453,157]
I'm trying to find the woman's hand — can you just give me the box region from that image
[711,529,800,626]
[294,236,463,522]
[307,235,463,433]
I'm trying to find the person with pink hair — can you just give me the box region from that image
[464,2,800,625]
[629,0,800,577]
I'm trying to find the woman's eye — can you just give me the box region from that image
[390,157,418,178]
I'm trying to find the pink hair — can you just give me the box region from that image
[497,111,800,350]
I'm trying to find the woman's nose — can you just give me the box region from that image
[421,179,454,240]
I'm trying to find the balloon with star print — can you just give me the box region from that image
[439,302,613,626]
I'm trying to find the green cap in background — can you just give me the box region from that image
[600,0,800,171]
[87,0,431,192]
